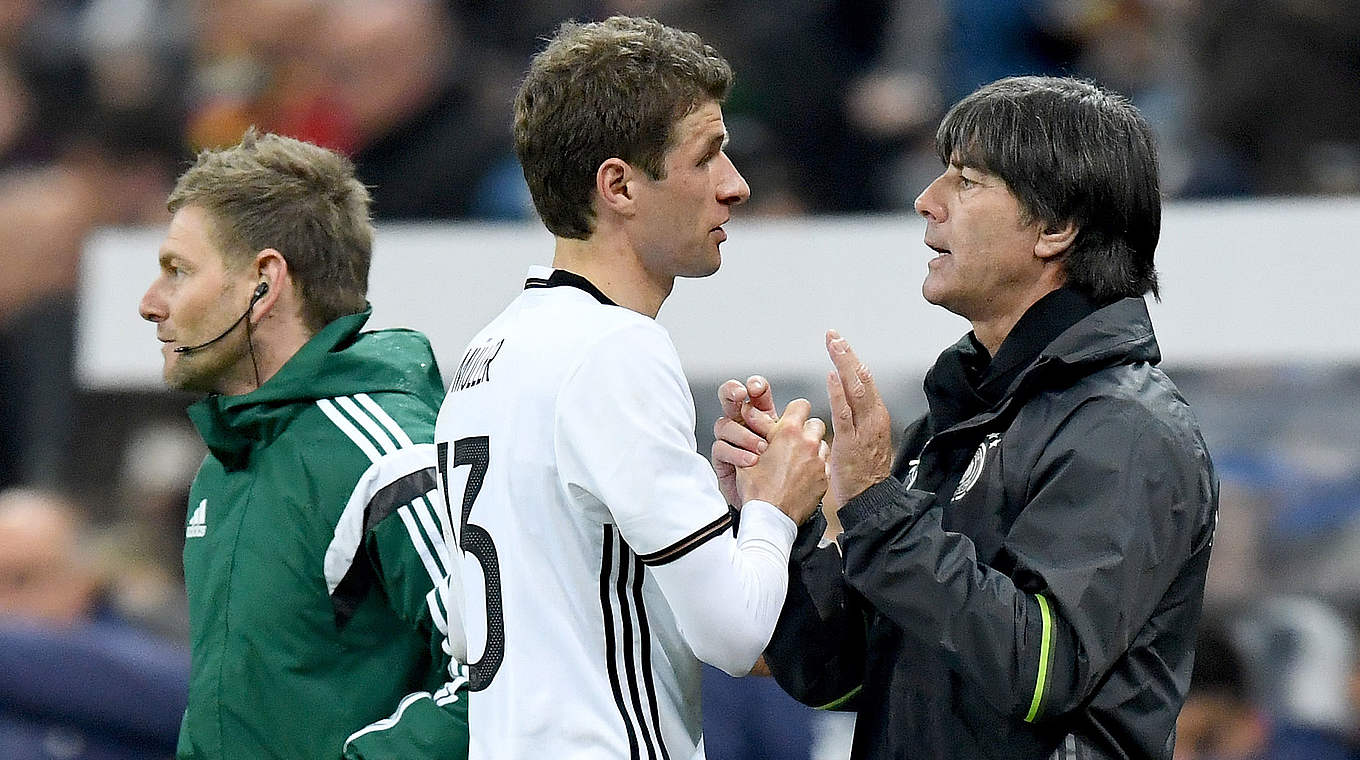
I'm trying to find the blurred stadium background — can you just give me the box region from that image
[2,1,1359,758]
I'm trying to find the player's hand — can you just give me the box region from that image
[711,375,777,505]
[735,398,829,526]
[825,330,894,507]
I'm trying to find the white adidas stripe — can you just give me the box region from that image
[427,584,448,636]
[336,395,398,454]
[356,392,415,448]
[331,395,453,580]
[398,504,445,584]
[343,690,429,747]
[424,490,456,551]
[410,495,452,569]
[318,398,382,462]
[318,392,449,595]
[322,444,437,594]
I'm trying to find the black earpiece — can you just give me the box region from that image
[176,282,272,354]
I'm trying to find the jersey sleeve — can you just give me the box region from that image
[342,675,469,760]
[341,491,470,760]
[321,440,460,641]
[309,391,459,643]
[317,395,470,759]
[555,322,797,675]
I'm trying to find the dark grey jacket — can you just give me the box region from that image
[764,297,1218,759]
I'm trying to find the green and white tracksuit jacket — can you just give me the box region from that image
[178,309,467,759]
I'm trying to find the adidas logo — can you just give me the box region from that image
[187,499,207,538]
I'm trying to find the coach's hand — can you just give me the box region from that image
[711,375,777,505]
[735,398,829,526]
[825,330,894,508]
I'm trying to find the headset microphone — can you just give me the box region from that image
[174,282,269,354]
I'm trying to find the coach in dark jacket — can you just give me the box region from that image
[714,76,1218,759]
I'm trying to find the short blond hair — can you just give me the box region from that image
[168,128,373,332]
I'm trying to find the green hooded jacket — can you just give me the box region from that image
[178,309,467,759]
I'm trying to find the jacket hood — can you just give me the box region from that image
[1000,296,1162,415]
[926,297,1162,438]
[1041,296,1161,369]
[187,308,443,468]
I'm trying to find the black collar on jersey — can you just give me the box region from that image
[524,269,617,306]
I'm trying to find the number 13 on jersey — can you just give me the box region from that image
[437,436,504,691]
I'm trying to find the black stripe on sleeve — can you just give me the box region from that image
[636,511,734,567]
[329,467,438,628]
[629,551,671,760]
[617,542,661,760]
[602,527,642,760]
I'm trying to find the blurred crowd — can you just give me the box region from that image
[1,0,1359,757]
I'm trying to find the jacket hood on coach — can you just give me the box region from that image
[1043,297,1161,368]
[927,296,1163,437]
[1010,296,1163,406]
[187,307,443,468]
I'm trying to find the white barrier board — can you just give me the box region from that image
[78,197,1360,390]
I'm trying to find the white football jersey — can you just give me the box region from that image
[434,267,794,760]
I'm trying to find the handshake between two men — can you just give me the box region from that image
[712,329,897,527]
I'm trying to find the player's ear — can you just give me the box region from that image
[1035,219,1077,260]
[596,157,636,217]
[250,248,288,319]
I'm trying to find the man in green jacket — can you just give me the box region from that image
[138,129,468,759]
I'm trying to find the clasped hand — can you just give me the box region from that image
[711,378,828,526]
[712,330,894,515]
